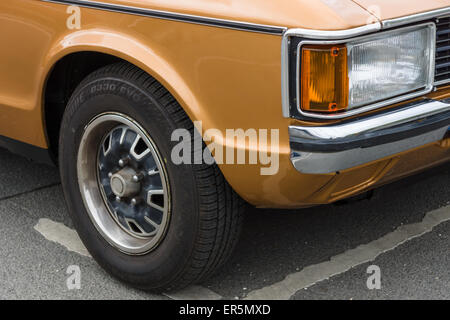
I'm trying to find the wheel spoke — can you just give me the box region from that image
[147,189,165,211]
[125,218,155,236]
[130,135,151,160]
[121,129,138,151]
[144,216,160,228]
[102,132,112,156]
[119,126,128,145]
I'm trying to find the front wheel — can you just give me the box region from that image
[59,62,244,291]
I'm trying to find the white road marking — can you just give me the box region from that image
[33,218,224,299]
[164,286,223,300]
[245,204,450,300]
[37,204,450,301]
[34,218,91,257]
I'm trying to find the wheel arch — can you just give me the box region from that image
[42,30,201,160]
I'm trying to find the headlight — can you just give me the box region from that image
[300,24,435,114]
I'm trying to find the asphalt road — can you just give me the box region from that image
[0,146,449,300]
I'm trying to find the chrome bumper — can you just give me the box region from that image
[289,100,450,174]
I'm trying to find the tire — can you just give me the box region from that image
[59,62,244,292]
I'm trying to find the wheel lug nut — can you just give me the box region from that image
[118,157,129,167]
[131,198,141,206]
[132,173,144,182]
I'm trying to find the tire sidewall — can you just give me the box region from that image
[60,77,199,289]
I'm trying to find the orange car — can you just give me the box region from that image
[1,0,449,291]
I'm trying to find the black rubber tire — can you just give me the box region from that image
[59,62,244,292]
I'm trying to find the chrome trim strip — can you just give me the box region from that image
[383,7,450,29]
[435,79,450,87]
[294,23,436,120]
[40,0,287,35]
[289,100,450,141]
[289,99,450,174]
[291,129,447,174]
[280,35,291,118]
[282,23,382,40]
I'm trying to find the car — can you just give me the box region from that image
[1,0,449,292]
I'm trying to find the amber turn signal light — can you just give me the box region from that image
[301,45,349,113]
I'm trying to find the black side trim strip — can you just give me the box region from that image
[40,0,287,35]
[0,136,55,166]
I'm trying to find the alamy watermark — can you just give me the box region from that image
[66,265,81,290]
[366,265,381,290]
[171,121,280,176]
[66,5,81,30]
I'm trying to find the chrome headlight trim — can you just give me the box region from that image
[281,23,383,118]
[282,22,437,120]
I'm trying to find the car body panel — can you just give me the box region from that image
[351,0,450,21]
[0,0,449,208]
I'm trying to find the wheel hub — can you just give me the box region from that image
[110,167,140,198]
[96,124,168,239]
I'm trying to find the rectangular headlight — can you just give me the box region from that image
[300,24,435,114]
[348,25,435,109]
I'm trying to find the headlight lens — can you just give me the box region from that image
[300,24,435,114]
[348,25,434,109]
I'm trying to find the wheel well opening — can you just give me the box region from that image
[44,52,123,160]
